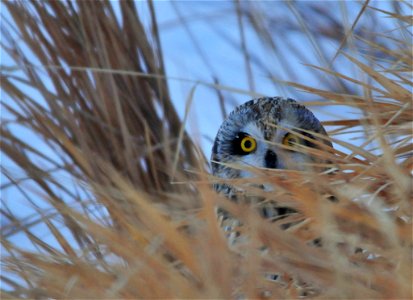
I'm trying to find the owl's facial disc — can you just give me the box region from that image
[217,120,320,178]
[211,97,332,185]
[229,122,317,177]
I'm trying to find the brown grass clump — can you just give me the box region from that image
[1,1,412,299]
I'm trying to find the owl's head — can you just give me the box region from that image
[211,97,332,193]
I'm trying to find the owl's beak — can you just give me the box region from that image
[264,149,278,169]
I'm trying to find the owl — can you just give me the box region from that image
[211,97,333,219]
[210,97,332,296]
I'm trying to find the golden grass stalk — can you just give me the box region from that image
[1,1,411,299]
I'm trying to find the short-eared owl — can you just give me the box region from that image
[210,97,332,297]
[211,97,332,216]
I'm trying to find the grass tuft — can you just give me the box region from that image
[1,1,411,299]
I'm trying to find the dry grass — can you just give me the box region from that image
[1,1,412,299]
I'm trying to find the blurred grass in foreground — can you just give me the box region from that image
[1,1,412,298]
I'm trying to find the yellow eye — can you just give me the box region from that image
[282,133,301,147]
[240,136,257,153]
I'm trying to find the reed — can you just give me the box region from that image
[1,1,411,298]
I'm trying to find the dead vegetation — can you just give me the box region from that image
[1,1,412,299]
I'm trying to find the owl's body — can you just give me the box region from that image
[211,97,332,199]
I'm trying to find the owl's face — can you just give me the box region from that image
[211,97,332,193]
